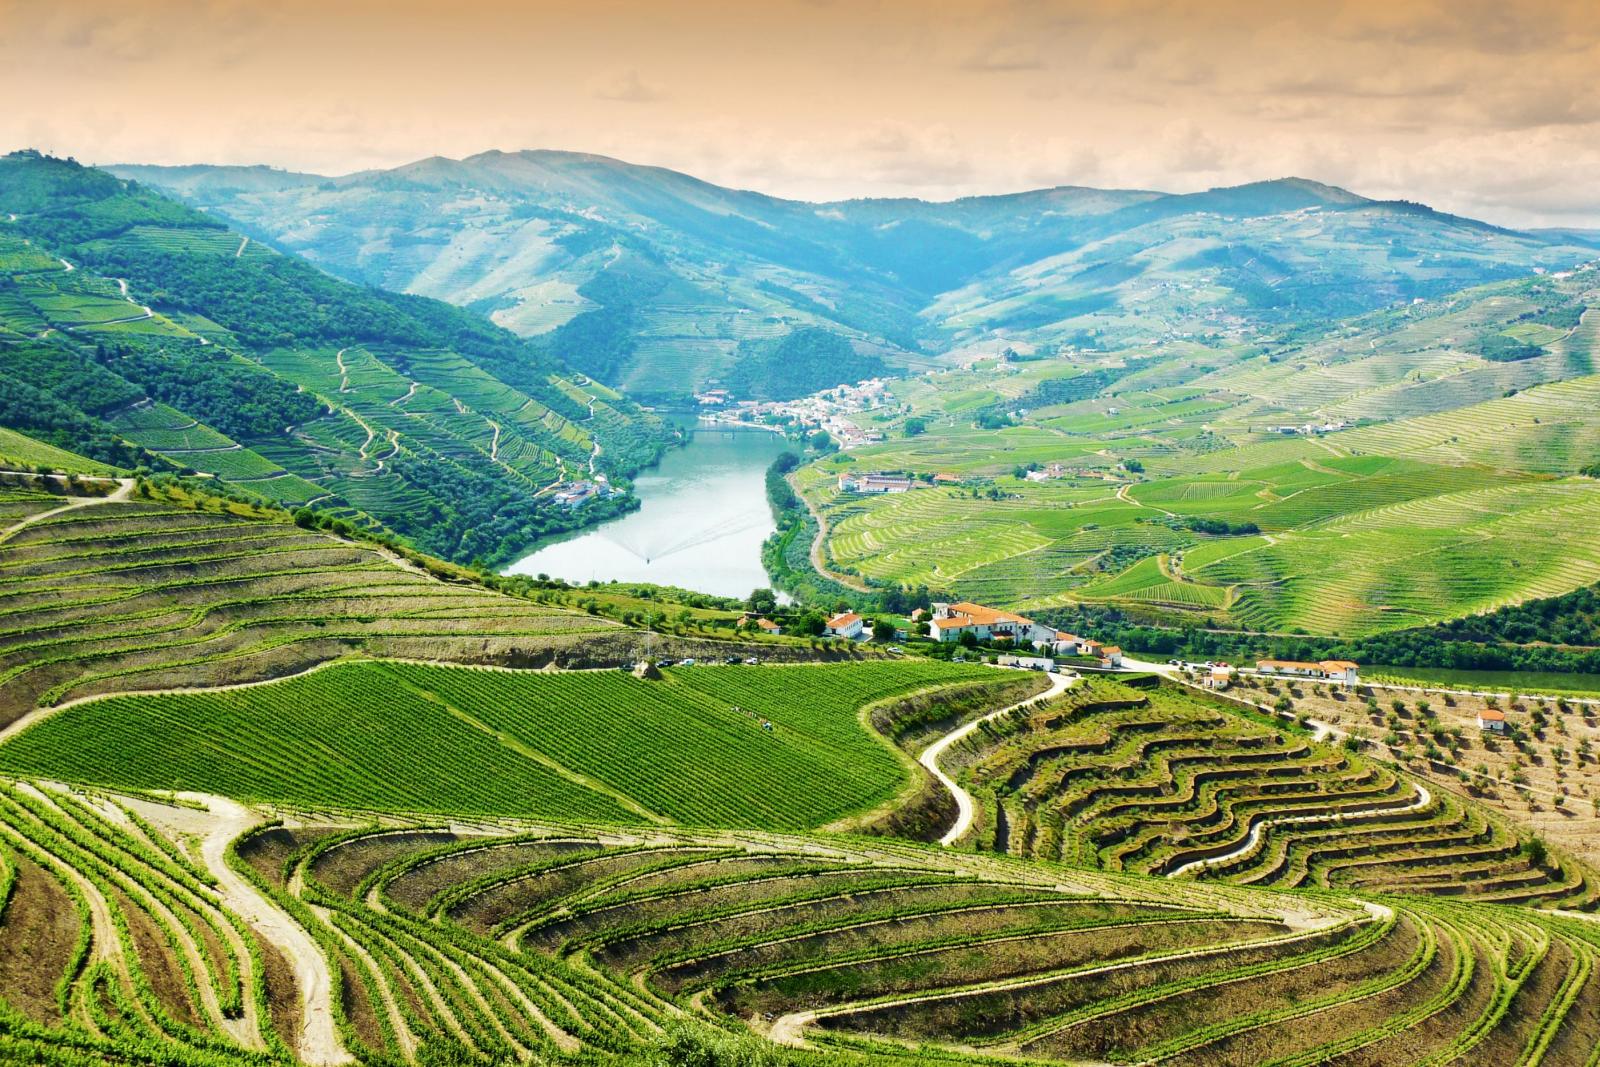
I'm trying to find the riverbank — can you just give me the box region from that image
[760,452,879,609]
[505,424,791,599]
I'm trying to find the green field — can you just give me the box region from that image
[2,695,1597,1067]
[0,659,991,829]
[0,427,121,474]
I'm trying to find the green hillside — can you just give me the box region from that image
[0,151,669,566]
[789,264,1600,635]
[0,672,1596,1066]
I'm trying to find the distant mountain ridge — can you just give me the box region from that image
[112,151,1596,400]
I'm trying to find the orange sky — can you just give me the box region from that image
[2,0,1597,226]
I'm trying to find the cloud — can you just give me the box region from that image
[588,68,664,103]
[852,123,977,188]
[959,41,1044,72]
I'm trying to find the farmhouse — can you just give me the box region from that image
[1256,659,1361,685]
[1024,463,1070,482]
[1100,645,1124,668]
[824,611,865,640]
[1478,708,1507,732]
[1206,664,1233,690]
[738,615,783,635]
[928,601,1057,647]
[838,472,915,494]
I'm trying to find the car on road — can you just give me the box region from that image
[679,658,697,667]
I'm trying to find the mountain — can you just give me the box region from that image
[115,153,1596,400]
[0,150,669,566]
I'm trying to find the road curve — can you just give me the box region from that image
[922,669,1074,847]
[169,793,354,1066]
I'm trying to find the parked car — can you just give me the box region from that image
[679,658,697,667]
[744,657,760,665]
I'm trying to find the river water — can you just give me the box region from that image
[503,424,791,599]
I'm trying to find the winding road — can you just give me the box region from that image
[792,475,872,593]
[153,794,353,1066]
[0,474,133,543]
[921,669,1074,846]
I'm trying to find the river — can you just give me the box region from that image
[503,424,792,599]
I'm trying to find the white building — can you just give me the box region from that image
[997,654,1056,672]
[1477,709,1507,732]
[928,602,1057,647]
[824,612,865,640]
[838,472,914,494]
[1256,659,1360,686]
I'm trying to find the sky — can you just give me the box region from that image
[3,0,1598,228]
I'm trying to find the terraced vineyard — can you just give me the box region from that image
[947,677,1600,909]
[780,263,1600,634]
[4,781,1598,1067]
[0,478,763,730]
[3,462,1597,1063]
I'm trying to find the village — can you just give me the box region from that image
[697,376,898,449]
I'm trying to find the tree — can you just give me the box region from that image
[958,631,979,649]
[871,618,896,643]
[745,588,778,615]
[903,417,926,437]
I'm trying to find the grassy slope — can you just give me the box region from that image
[4,775,1596,1067]
[0,427,120,475]
[0,659,992,829]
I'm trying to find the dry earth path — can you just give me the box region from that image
[922,669,1074,846]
